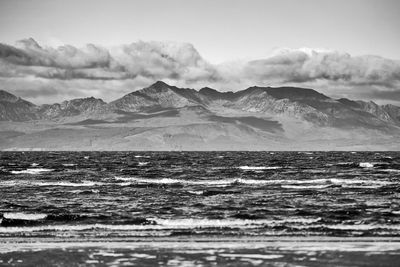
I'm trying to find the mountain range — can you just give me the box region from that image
[1,81,400,150]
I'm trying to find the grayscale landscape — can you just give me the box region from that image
[1,80,400,151]
[1,0,400,266]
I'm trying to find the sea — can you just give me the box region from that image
[0,151,400,266]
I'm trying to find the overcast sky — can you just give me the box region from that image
[0,0,399,104]
[1,0,399,63]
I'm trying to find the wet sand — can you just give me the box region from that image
[1,237,400,266]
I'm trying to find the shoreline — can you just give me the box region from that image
[2,236,400,244]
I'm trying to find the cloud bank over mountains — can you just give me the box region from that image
[1,38,399,104]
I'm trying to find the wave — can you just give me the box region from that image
[0,217,321,232]
[238,166,282,170]
[219,254,283,260]
[0,180,103,187]
[114,177,283,186]
[2,212,47,220]
[38,181,103,187]
[10,168,54,174]
[62,163,76,167]
[282,185,331,189]
[112,176,391,187]
[297,224,400,231]
[0,212,47,227]
[379,169,400,173]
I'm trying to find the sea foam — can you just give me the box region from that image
[11,168,54,174]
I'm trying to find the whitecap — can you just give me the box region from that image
[359,162,374,168]
[219,254,283,260]
[187,190,204,195]
[238,166,281,170]
[11,168,54,174]
[2,212,47,220]
[62,163,76,167]
[138,162,149,166]
[37,181,102,187]
[282,185,330,189]
[0,217,321,233]
[112,176,390,187]
[31,163,39,167]
[113,177,279,186]
[0,180,102,187]
[154,218,320,228]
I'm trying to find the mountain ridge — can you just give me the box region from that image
[1,81,400,127]
[1,81,400,150]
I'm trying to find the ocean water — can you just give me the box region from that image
[1,151,400,266]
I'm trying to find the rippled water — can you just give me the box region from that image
[1,151,400,238]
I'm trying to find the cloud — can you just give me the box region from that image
[243,48,400,88]
[0,39,400,104]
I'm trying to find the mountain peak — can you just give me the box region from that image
[151,81,171,88]
[15,37,42,50]
[0,90,19,103]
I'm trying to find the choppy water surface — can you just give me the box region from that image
[1,151,400,266]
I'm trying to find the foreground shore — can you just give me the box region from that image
[1,237,400,266]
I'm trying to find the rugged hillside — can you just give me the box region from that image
[0,90,38,121]
[109,81,204,112]
[37,97,107,119]
[1,81,400,150]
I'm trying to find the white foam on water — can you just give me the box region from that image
[153,218,321,228]
[11,168,54,174]
[62,163,76,167]
[336,162,354,165]
[187,190,204,195]
[129,253,156,259]
[219,253,283,260]
[0,218,321,233]
[138,162,149,166]
[359,162,374,168]
[37,181,102,187]
[112,176,391,187]
[295,224,400,231]
[3,212,47,220]
[282,185,331,189]
[0,180,102,187]
[238,166,282,170]
[114,177,282,186]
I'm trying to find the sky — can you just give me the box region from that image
[1,0,399,63]
[0,0,399,104]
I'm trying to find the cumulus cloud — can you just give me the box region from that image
[0,39,399,104]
